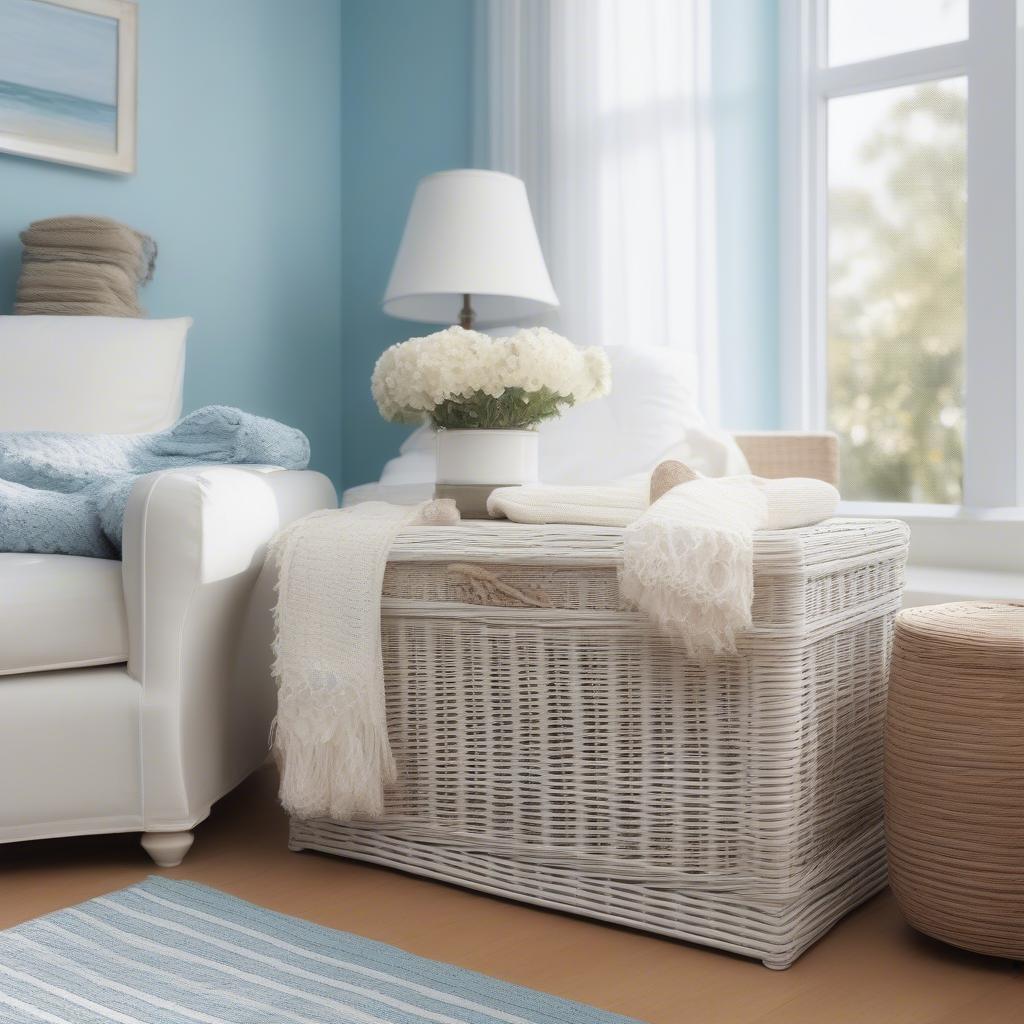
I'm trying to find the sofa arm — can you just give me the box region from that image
[733,432,840,486]
[121,465,336,829]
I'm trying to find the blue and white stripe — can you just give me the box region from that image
[0,877,640,1024]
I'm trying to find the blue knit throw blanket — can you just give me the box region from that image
[0,406,310,558]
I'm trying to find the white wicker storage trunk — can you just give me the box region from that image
[290,517,909,969]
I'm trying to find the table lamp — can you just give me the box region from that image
[383,169,559,330]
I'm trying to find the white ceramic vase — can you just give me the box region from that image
[435,428,540,486]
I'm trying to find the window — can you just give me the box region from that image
[827,0,967,67]
[780,0,1021,508]
[828,78,966,503]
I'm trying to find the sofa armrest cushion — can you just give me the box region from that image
[123,462,336,680]
[120,465,336,825]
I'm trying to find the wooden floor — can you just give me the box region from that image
[2,766,1019,1024]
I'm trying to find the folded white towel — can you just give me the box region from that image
[486,477,649,528]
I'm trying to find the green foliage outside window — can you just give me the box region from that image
[828,82,965,503]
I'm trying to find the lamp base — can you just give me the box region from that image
[459,293,475,330]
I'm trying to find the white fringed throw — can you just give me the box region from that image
[620,476,838,657]
[491,474,839,659]
[270,501,428,820]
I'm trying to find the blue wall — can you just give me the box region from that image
[0,0,344,485]
[712,0,780,431]
[340,0,473,489]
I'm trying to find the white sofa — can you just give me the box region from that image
[0,317,336,866]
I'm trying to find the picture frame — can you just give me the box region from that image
[0,0,137,174]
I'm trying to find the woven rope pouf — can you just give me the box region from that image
[885,601,1024,959]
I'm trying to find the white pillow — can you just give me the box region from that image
[382,346,747,485]
[380,447,436,485]
[538,346,746,482]
[0,316,191,434]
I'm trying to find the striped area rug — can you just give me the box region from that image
[0,877,641,1023]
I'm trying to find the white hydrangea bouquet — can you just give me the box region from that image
[372,326,611,429]
[372,326,611,509]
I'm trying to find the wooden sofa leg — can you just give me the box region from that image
[141,830,194,867]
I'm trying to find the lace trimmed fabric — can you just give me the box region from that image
[620,475,840,658]
[620,478,766,658]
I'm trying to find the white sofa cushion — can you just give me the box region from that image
[0,316,190,433]
[0,666,141,840]
[0,553,128,675]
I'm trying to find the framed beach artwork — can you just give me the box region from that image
[0,0,136,173]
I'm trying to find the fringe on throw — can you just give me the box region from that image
[620,478,767,659]
[269,499,459,821]
[620,474,841,659]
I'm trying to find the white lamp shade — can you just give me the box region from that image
[383,169,559,326]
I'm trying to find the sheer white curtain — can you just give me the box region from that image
[473,0,720,420]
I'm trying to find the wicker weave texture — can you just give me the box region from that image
[885,602,1024,960]
[292,518,908,969]
[734,432,839,486]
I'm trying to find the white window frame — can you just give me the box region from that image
[779,0,1023,515]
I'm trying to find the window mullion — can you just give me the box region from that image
[963,0,1019,507]
[779,0,817,430]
